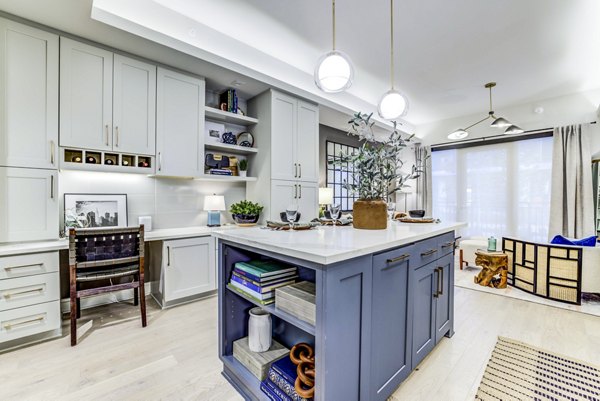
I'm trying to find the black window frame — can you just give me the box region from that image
[325,140,359,212]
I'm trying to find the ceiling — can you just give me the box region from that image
[1,0,599,130]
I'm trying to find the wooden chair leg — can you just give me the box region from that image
[70,278,77,347]
[139,281,147,327]
[460,249,464,270]
[133,287,139,306]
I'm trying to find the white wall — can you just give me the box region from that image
[59,171,245,231]
[417,88,600,152]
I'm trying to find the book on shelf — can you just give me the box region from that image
[227,283,275,305]
[261,379,293,401]
[234,267,297,284]
[208,168,233,176]
[229,280,274,301]
[268,355,310,401]
[219,89,238,113]
[275,281,316,326]
[231,272,297,294]
[234,260,297,278]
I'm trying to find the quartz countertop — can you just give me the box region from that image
[0,225,237,257]
[213,221,467,265]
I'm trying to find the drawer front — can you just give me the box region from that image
[413,232,456,267]
[0,252,59,280]
[0,272,59,312]
[438,232,456,257]
[0,300,60,343]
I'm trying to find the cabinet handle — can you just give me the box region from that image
[293,184,297,199]
[441,241,454,249]
[386,254,409,264]
[50,175,54,199]
[105,124,109,146]
[2,314,45,330]
[433,268,440,298]
[167,246,171,266]
[115,126,119,147]
[3,286,45,299]
[4,263,44,271]
[294,163,298,178]
[158,152,162,172]
[299,184,302,199]
[50,140,55,165]
[299,163,302,178]
[438,267,444,296]
[421,248,438,257]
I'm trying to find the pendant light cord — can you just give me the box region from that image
[489,85,493,113]
[390,0,395,89]
[332,0,336,50]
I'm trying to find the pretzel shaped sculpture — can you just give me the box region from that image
[290,343,315,399]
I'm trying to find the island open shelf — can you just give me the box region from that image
[215,223,464,401]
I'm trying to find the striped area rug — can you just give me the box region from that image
[476,337,600,400]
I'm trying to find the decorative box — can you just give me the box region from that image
[205,153,230,169]
[275,281,316,326]
[233,337,289,380]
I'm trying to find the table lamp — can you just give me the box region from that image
[318,187,334,218]
[400,187,414,212]
[204,195,226,227]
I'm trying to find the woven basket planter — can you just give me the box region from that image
[352,199,387,230]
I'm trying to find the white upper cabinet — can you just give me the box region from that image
[113,54,156,155]
[270,91,319,183]
[60,37,113,151]
[156,67,205,177]
[271,92,297,181]
[296,101,319,183]
[0,167,59,242]
[60,38,156,155]
[0,18,58,169]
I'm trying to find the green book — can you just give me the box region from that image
[234,260,296,278]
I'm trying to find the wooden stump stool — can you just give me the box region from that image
[474,250,508,289]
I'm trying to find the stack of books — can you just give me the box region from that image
[261,355,311,401]
[219,89,238,113]
[227,260,297,305]
[207,168,233,176]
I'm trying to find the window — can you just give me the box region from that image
[432,135,553,243]
[326,140,359,211]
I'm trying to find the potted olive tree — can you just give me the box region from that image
[331,112,422,229]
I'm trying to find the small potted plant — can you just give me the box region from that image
[230,200,264,226]
[238,159,248,177]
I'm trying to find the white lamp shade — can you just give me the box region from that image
[490,117,512,128]
[314,50,354,93]
[447,129,469,140]
[319,187,334,205]
[377,89,409,119]
[204,195,226,211]
[504,125,524,135]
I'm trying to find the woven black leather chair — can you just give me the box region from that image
[68,226,146,346]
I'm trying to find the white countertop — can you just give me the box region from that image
[0,225,237,257]
[213,221,467,265]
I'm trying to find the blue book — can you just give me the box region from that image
[231,272,296,294]
[268,356,310,401]
[233,268,296,284]
[271,355,299,386]
[264,379,293,401]
[260,380,285,401]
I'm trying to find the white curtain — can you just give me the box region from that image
[548,124,595,239]
[432,136,553,243]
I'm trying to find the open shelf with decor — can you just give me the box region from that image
[219,242,317,401]
[205,142,258,155]
[205,106,258,126]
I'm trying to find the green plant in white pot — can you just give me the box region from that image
[238,159,248,178]
[330,112,422,229]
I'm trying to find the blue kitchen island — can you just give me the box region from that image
[213,221,465,401]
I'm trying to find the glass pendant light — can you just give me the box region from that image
[505,125,524,134]
[314,0,354,93]
[490,117,511,128]
[377,0,409,119]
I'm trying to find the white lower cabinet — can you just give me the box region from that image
[160,236,216,306]
[0,167,59,242]
[0,251,61,350]
[271,180,319,221]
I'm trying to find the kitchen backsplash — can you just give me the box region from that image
[59,170,246,231]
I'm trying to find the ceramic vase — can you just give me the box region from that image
[248,307,272,352]
[239,170,247,178]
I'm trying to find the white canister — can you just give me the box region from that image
[138,216,152,232]
[248,307,272,352]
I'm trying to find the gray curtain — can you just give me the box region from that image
[415,144,430,213]
[548,124,595,239]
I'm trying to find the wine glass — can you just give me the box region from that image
[285,204,298,230]
[387,202,396,221]
[329,204,341,226]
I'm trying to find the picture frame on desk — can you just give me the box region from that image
[64,193,128,230]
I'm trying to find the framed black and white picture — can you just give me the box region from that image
[64,193,128,229]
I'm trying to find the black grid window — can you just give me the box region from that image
[326,140,359,211]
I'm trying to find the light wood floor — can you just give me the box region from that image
[1,286,600,401]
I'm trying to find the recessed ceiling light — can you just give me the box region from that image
[230,80,245,87]
[448,129,468,140]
